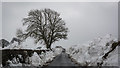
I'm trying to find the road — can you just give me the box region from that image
[43,52,79,68]
[48,52,78,66]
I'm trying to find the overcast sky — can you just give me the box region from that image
[0,2,2,40]
[2,2,118,48]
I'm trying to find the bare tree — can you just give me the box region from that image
[16,8,68,49]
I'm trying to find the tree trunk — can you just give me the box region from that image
[46,44,51,49]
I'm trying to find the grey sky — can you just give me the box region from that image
[2,2,118,48]
[0,2,2,39]
[118,2,120,40]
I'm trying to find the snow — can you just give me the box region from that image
[102,46,118,66]
[0,46,2,50]
[37,48,63,66]
[2,34,118,66]
[3,40,42,50]
[26,48,62,66]
[7,60,22,66]
[4,47,63,67]
[38,51,55,66]
[29,52,41,66]
[2,37,43,50]
[3,41,19,49]
[2,36,63,67]
[0,64,2,67]
[67,34,118,66]
[53,47,63,56]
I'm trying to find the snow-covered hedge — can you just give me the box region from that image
[27,48,62,66]
[67,34,118,66]
[2,47,63,67]
[1,37,63,67]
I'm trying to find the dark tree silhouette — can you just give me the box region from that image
[16,8,68,49]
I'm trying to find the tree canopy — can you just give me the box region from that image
[16,8,68,49]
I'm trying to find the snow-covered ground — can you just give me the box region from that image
[6,60,22,66]
[67,34,118,66]
[2,37,44,50]
[6,48,62,67]
[1,36,63,67]
[2,45,63,67]
[1,34,119,67]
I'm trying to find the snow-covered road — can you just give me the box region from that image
[48,52,78,66]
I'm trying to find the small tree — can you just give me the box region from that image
[16,8,68,49]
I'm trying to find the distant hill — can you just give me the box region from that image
[0,39,10,48]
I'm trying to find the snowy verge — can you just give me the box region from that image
[67,34,118,66]
[3,47,63,67]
